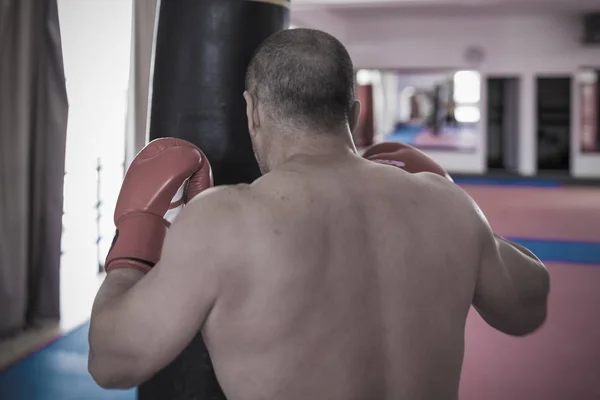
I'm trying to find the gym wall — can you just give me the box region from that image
[293,10,600,178]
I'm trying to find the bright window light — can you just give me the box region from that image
[454,70,480,103]
[356,69,372,85]
[455,105,480,123]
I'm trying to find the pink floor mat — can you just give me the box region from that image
[460,262,600,400]
[461,185,600,242]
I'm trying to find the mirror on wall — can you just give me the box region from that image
[354,69,481,153]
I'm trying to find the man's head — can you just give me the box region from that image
[244,28,360,172]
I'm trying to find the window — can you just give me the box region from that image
[453,70,481,123]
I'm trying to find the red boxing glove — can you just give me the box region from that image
[105,138,213,274]
[363,141,453,181]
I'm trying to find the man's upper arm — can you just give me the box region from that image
[472,222,519,326]
[471,205,549,336]
[118,189,238,378]
[431,182,517,325]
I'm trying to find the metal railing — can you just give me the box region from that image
[61,157,126,275]
[96,158,104,274]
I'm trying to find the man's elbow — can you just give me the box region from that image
[512,268,550,335]
[503,264,550,336]
[482,296,549,337]
[88,349,147,389]
[506,300,548,336]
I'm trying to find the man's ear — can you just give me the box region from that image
[243,91,259,138]
[349,100,361,133]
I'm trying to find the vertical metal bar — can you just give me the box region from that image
[96,157,104,274]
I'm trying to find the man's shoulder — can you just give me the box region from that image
[188,183,253,206]
[184,183,275,226]
[414,174,486,235]
[175,185,257,255]
[408,171,462,198]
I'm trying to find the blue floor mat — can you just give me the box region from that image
[453,176,562,187]
[509,238,600,265]
[0,323,135,400]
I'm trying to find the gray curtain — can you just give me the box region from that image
[0,0,68,336]
[125,0,158,167]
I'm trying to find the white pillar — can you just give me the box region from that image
[124,0,159,168]
[518,73,536,176]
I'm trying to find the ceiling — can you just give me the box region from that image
[291,0,600,14]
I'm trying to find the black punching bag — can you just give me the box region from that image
[139,1,290,399]
[148,0,290,185]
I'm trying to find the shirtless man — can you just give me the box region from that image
[88,29,550,400]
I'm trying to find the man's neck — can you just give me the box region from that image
[266,130,357,171]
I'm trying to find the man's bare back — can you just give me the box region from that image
[201,154,483,400]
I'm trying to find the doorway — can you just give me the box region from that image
[486,77,520,172]
[536,77,572,172]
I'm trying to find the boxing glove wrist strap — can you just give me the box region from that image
[370,158,406,168]
[105,212,168,273]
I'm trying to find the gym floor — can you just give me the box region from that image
[1,176,599,400]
